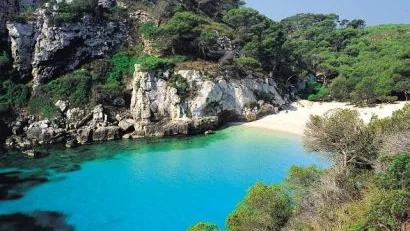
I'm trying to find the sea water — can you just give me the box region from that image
[0,126,328,230]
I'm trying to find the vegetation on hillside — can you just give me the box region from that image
[1,0,408,119]
[190,104,410,231]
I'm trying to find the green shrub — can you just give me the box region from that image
[9,5,37,22]
[102,5,127,21]
[0,51,9,67]
[168,74,189,99]
[244,101,258,109]
[227,182,293,231]
[234,57,262,70]
[29,70,93,117]
[376,153,410,190]
[141,22,158,40]
[136,55,183,72]
[106,52,135,84]
[52,0,100,24]
[308,87,328,101]
[254,90,275,103]
[188,222,221,231]
[0,79,31,108]
[306,80,329,101]
[159,11,206,35]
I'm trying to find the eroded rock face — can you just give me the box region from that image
[92,126,120,141]
[176,70,285,119]
[1,0,39,46]
[26,120,66,144]
[6,22,37,80]
[130,67,285,137]
[130,69,182,123]
[32,13,127,84]
[0,0,22,37]
[3,119,67,148]
[5,7,127,83]
[66,107,92,129]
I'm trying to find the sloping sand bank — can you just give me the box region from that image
[243,100,408,136]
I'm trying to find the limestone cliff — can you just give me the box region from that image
[1,0,293,150]
[129,66,285,137]
[5,3,127,82]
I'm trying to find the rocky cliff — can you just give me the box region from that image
[6,5,127,82]
[5,65,287,149]
[128,66,285,137]
[1,0,293,150]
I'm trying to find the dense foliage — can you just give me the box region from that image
[188,222,221,231]
[226,182,292,231]
[29,70,93,117]
[1,1,408,120]
[189,105,409,231]
[0,79,30,114]
[281,15,410,103]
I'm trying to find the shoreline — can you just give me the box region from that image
[242,100,408,136]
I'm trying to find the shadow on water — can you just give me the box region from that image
[0,131,230,201]
[0,211,74,231]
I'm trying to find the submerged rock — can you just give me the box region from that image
[0,211,74,231]
[0,170,48,201]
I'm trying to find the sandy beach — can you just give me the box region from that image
[243,100,408,136]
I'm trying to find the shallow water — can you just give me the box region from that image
[0,126,328,230]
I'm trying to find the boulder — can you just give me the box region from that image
[92,126,120,142]
[55,100,68,112]
[91,104,106,127]
[66,108,92,129]
[122,133,132,139]
[75,128,92,144]
[65,139,78,148]
[26,120,66,145]
[163,120,191,136]
[190,116,219,134]
[118,119,135,132]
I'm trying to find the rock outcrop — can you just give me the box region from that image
[177,70,284,119]
[7,22,37,79]
[5,3,127,82]
[129,66,285,137]
[3,66,286,149]
[31,11,127,84]
[92,126,120,142]
[0,0,40,45]
[1,0,289,150]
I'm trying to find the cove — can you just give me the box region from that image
[0,126,328,231]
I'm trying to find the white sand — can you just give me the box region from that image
[243,100,408,136]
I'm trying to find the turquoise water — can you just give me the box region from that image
[0,126,328,230]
